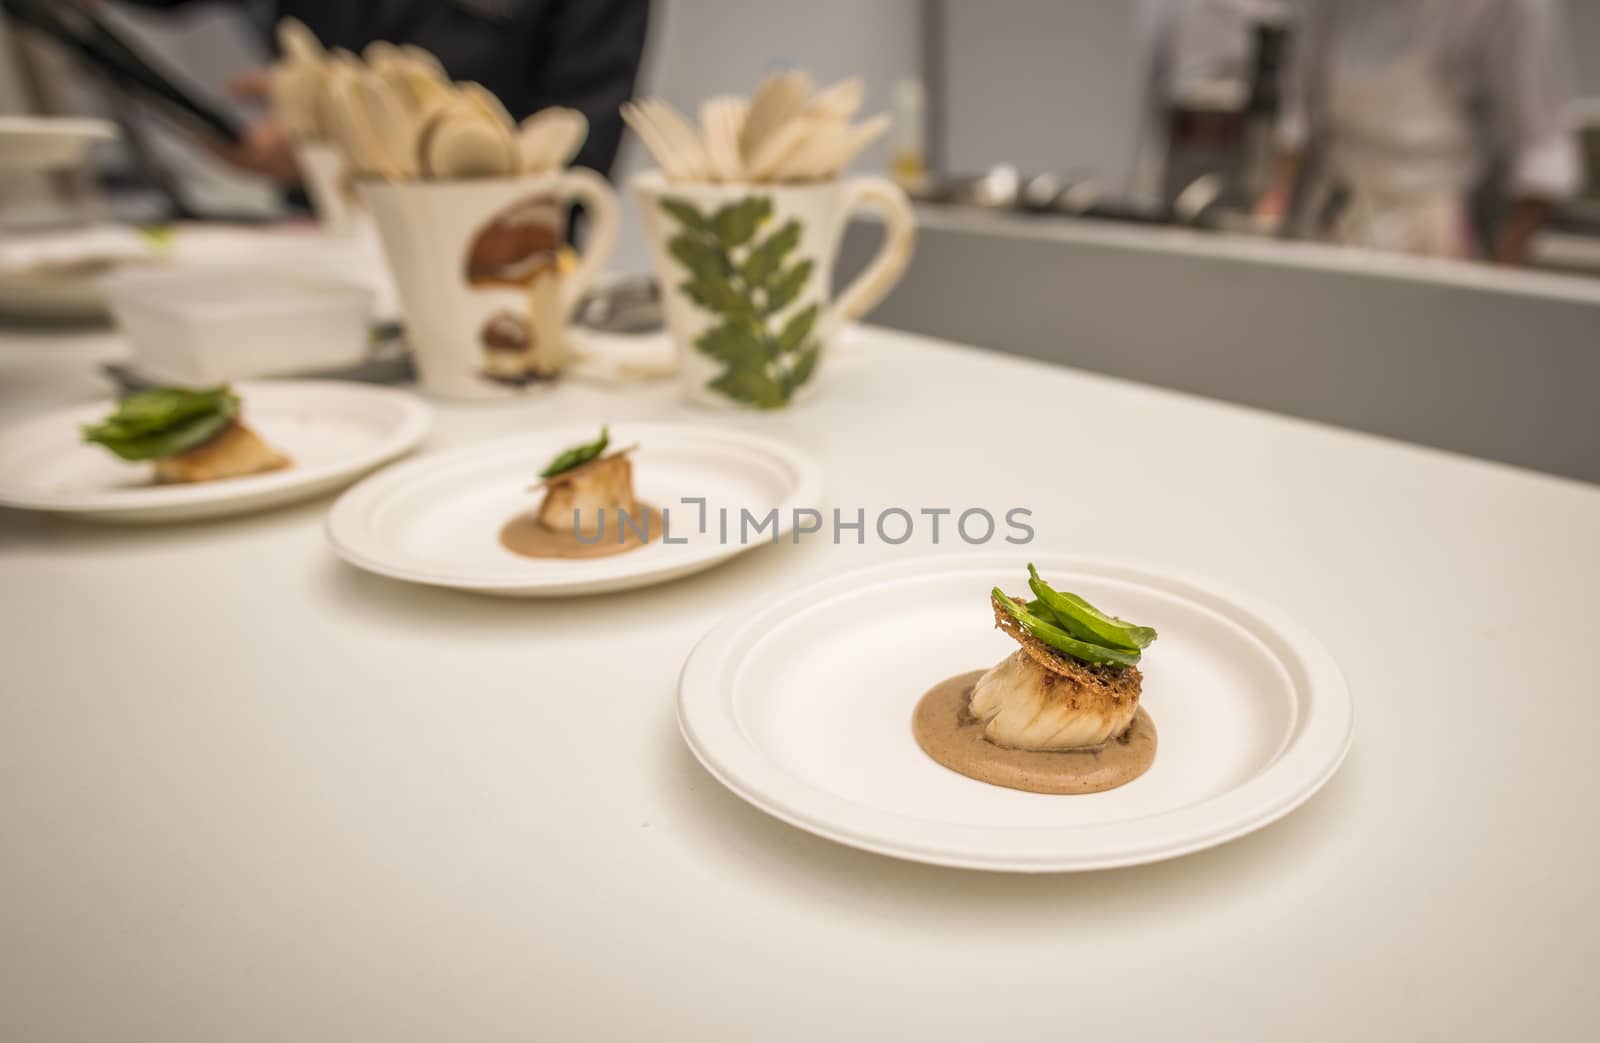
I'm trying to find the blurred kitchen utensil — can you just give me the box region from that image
[517,107,588,174]
[740,70,813,167]
[806,76,865,123]
[629,74,890,185]
[458,82,516,135]
[419,104,517,180]
[699,96,746,182]
[354,74,421,180]
[277,16,325,66]
[640,99,711,181]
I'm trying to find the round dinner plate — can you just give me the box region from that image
[326,423,823,597]
[678,553,1352,872]
[0,381,431,523]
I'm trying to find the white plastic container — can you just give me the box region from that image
[103,266,372,383]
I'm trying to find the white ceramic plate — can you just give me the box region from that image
[0,381,432,523]
[0,268,111,322]
[326,423,823,597]
[0,117,116,173]
[678,553,1353,872]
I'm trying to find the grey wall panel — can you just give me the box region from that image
[839,215,1600,484]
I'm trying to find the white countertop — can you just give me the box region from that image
[3,243,1599,1041]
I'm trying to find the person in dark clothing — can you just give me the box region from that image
[116,0,652,181]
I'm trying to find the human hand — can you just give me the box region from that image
[210,116,301,186]
[225,67,273,104]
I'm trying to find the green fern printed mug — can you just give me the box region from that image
[633,172,915,409]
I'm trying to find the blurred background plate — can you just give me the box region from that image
[326,423,822,596]
[0,379,431,522]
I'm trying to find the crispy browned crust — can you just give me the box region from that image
[534,449,641,534]
[992,593,1142,702]
[530,446,638,491]
[153,421,290,484]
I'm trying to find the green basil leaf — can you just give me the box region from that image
[84,408,236,461]
[82,386,239,460]
[1027,564,1157,650]
[92,386,235,438]
[993,589,1142,668]
[540,426,610,478]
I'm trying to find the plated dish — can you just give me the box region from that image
[326,422,822,596]
[913,566,1160,796]
[678,553,1353,872]
[82,385,290,484]
[499,426,662,560]
[0,380,431,522]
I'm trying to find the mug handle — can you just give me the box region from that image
[551,166,620,319]
[829,176,916,332]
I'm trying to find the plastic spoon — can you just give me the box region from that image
[323,71,392,179]
[639,98,709,181]
[457,82,515,133]
[276,17,325,66]
[397,44,449,82]
[622,101,688,180]
[518,106,587,172]
[771,118,850,181]
[547,108,589,169]
[421,104,517,179]
[269,63,322,140]
[806,76,865,123]
[354,72,420,179]
[699,96,745,182]
[745,112,817,181]
[782,113,889,180]
[739,70,812,169]
[361,40,403,69]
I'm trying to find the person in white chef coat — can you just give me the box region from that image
[1257,0,1581,264]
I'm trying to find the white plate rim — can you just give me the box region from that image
[677,552,1353,872]
[0,380,433,517]
[325,423,824,595]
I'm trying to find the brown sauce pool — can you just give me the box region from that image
[499,505,663,560]
[912,669,1157,794]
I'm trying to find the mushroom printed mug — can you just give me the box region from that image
[632,171,915,410]
[363,171,618,399]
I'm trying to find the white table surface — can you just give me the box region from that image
[3,250,1599,1041]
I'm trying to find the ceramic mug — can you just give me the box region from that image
[632,170,915,409]
[363,170,618,399]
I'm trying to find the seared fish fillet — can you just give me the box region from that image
[154,422,290,484]
[969,595,1143,751]
[536,451,639,536]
